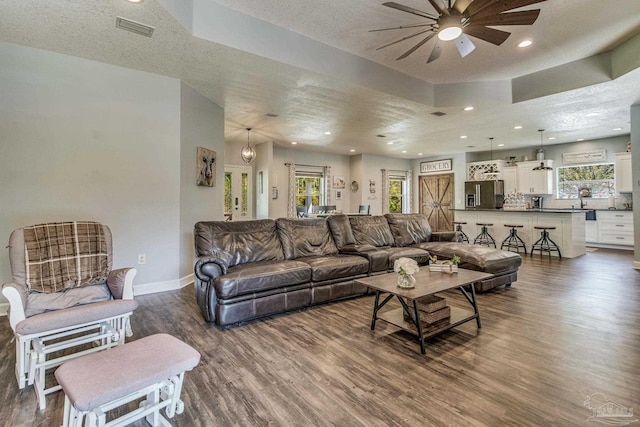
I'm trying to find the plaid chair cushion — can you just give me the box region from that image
[23,221,109,293]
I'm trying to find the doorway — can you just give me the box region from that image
[224,165,253,221]
[419,173,454,232]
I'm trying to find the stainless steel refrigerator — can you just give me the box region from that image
[465,180,504,209]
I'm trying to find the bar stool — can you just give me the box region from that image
[474,223,496,248]
[530,226,562,259]
[501,224,528,254]
[453,221,469,243]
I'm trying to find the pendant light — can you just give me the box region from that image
[241,127,256,164]
[532,129,552,171]
[484,137,501,178]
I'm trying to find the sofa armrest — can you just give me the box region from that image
[106,268,137,300]
[2,282,27,332]
[194,256,229,281]
[430,231,461,242]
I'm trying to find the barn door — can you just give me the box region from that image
[419,173,454,232]
[224,166,253,221]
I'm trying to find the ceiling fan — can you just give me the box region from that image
[372,0,547,63]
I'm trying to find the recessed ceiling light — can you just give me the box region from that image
[324,131,331,135]
[548,136,556,140]
[497,144,505,147]
[126,0,144,3]
[387,142,394,145]
[350,149,356,152]
[514,125,523,129]
[463,106,474,111]
[613,127,623,130]
[585,112,601,117]
[291,141,297,145]
[577,138,584,141]
[518,40,532,48]
[460,135,468,139]
[401,150,407,154]
[418,152,423,156]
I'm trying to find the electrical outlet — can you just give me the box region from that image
[138,254,146,265]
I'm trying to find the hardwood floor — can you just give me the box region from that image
[1,249,639,426]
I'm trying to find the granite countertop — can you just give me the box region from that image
[453,208,592,213]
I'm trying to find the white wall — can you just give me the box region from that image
[180,82,225,278]
[0,42,225,300]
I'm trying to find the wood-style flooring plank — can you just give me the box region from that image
[0,249,638,426]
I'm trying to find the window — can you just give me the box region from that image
[388,174,407,213]
[557,163,615,199]
[295,171,324,212]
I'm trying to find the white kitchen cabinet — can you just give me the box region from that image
[615,153,632,193]
[502,166,518,195]
[597,210,634,246]
[585,220,598,243]
[516,160,554,195]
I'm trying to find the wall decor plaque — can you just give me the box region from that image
[562,149,606,165]
[420,159,452,173]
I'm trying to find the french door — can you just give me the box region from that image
[224,166,253,221]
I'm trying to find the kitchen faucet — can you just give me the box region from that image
[579,196,586,209]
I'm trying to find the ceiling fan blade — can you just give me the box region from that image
[471,0,547,19]
[369,23,435,32]
[376,28,433,50]
[465,0,497,16]
[427,0,448,15]
[464,25,511,45]
[397,32,437,60]
[382,2,438,20]
[427,40,442,63]
[469,9,540,27]
[453,0,474,14]
[454,33,476,57]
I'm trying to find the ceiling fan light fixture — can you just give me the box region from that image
[437,15,462,41]
[241,128,256,164]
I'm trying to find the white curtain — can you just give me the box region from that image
[324,166,331,205]
[381,169,389,214]
[406,169,413,212]
[287,163,296,218]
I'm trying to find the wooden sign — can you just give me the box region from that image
[420,159,452,173]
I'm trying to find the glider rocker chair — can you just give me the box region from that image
[2,221,138,410]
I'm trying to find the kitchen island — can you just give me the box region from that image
[453,209,586,258]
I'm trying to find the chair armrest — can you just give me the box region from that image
[431,231,461,242]
[194,256,229,282]
[106,268,137,300]
[2,282,27,332]
[340,244,378,253]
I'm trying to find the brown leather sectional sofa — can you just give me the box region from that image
[193,213,521,326]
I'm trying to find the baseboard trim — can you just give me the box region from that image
[133,274,194,296]
[633,261,640,270]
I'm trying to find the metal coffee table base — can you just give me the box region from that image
[370,283,481,355]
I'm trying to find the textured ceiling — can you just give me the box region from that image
[1,0,640,159]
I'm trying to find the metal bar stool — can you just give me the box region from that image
[453,221,469,243]
[530,226,562,259]
[473,223,496,248]
[500,224,528,254]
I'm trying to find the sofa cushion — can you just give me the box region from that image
[385,247,431,269]
[276,218,338,260]
[296,255,369,282]
[194,220,284,267]
[418,242,522,274]
[326,215,356,249]
[385,213,432,246]
[348,216,395,247]
[213,260,311,299]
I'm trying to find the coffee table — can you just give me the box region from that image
[355,268,492,354]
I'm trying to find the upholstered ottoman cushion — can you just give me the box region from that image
[418,242,522,274]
